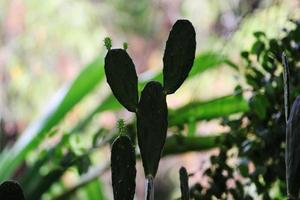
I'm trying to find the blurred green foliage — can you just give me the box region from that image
[190,19,300,200]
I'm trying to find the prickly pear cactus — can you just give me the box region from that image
[163,19,196,94]
[286,96,300,199]
[105,19,196,200]
[0,180,25,200]
[111,135,136,200]
[179,167,190,200]
[104,49,138,112]
[137,81,168,177]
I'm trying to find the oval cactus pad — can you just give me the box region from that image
[111,135,136,200]
[163,19,196,94]
[104,49,138,112]
[137,81,168,177]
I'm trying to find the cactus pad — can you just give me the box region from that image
[163,19,196,94]
[137,81,168,177]
[105,49,138,112]
[111,135,136,200]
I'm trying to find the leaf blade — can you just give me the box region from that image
[0,57,104,180]
[169,95,249,126]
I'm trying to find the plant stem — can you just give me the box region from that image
[145,176,154,200]
[282,52,290,123]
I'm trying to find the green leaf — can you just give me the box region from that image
[169,95,249,126]
[0,57,104,180]
[84,180,107,200]
[253,31,266,39]
[238,158,249,177]
[104,49,138,112]
[137,81,168,177]
[187,119,196,137]
[76,155,92,175]
[251,40,265,59]
[71,94,121,133]
[163,19,196,94]
[163,134,223,156]
[249,93,269,120]
[189,52,236,77]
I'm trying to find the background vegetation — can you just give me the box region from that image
[1,0,300,199]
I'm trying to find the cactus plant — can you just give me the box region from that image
[104,19,196,200]
[0,180,25,200]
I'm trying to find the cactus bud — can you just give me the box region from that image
[163,19,196,94]
[104,49,138,112]
[137,81,168,177]
[0,180,25,200]
[104,37,112,50]
[111,135,136,200]
[123,42,128,50]
[179,167,190,200]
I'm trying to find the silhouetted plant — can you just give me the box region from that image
[104,19,196,199]
[179,166,190,200]
[283,53,300,200]
[190,19,300,200]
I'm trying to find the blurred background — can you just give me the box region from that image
[1,0,300,199]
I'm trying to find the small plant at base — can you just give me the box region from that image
[104,19,196,200]
[0,180,25,200]
[179,167,190,200]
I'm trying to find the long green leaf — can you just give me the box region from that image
[84,179,107,200]
[74,51,233,133]
[169,95,249,126]
[141,51,233,88]
[163,134,224,156]
[189,51,236,77]
[0,57,104,180]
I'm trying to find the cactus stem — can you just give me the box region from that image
[145,176,154,200]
